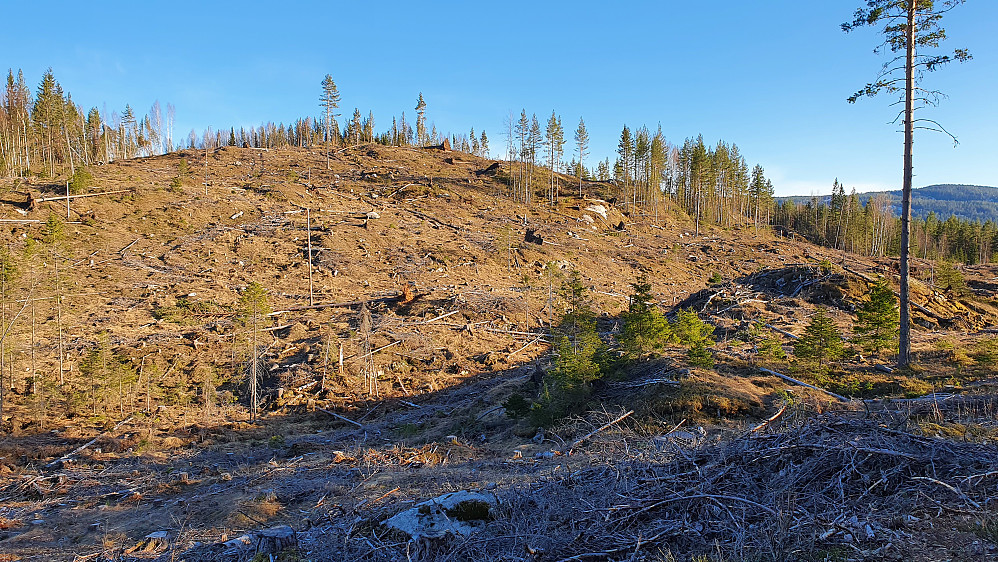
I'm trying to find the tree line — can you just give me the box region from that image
[8,67,991,268]
[0,69,497,179]
[1,68,176,177]
[772,180,998,265]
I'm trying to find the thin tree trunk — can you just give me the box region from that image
[251,310,258,420]
[307,208,314,306]
[30,294,35,395]
[55,256,64,385]
[898,1,916,367]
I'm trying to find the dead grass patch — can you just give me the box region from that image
[641,370,771,421]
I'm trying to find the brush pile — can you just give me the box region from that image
[297,413,998,561]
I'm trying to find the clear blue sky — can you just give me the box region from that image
[5,0,996,196]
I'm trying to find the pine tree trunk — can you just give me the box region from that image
[55,257,64,385]
[898,1,915,367]
[251,311,258,420]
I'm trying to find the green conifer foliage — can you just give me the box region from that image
[42,214,65,244]
[854,277,899,355]
[672,309,714,348]
[936,261,969,297]
[532,271,607,425]
[619,275,670,356]
[68,169,93,194]
[746,321,787,361]
[672,309,716,368]
[794,308,845,367]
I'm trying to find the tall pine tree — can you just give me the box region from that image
[843,0,972,367]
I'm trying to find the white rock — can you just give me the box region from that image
[384,491,499,540]
[584,204,608,219]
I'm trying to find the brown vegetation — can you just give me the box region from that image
[1,144,997,560]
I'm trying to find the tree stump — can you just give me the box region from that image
[256,525,297,555]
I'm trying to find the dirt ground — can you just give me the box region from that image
[1,144,997,561]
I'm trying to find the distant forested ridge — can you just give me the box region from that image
[774,181,998,265]
[781,184,998,223]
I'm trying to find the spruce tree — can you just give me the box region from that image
[619,275,670,356]
[794,308,845,367]
[529,115,542,201]
[617,126,633,207]
[749,164,769,234]
[540,271,605,422]
[936,261,969,296]
[347,108,362,145]
[672,309,715,368]
[854,277,900,355]
[545,111,564,204]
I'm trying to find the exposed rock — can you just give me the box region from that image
[584,204,608,219]
[384,491,499,540]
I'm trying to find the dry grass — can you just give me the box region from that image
[1,146,998,561]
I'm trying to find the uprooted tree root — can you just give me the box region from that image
[292,414,998,562]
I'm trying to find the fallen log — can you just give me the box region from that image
[35,188,133,203]
[842,265,945,321]
[421,138,451,151]
[568,410,634,452]
[789,274,832,298]
[406,208,462,232]
[317,408,363,428]
[749,402,788,433]
[474,162,501,177]
[760,368,850,402]
[764,323,799,340]
[269,294,400,316]
[46,413,136,469]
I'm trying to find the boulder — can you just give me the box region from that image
[384,491,499,540]
[584,204,608,219]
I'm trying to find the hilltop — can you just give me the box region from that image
[782,183,998,223]
[1,145,998,561]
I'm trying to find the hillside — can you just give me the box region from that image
[783,183,998,222]
[1,145,998,561]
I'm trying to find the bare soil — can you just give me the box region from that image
[0,144,996,561]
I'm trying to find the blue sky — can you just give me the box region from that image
[5,0,995,196]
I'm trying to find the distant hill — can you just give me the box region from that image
[781,184,998,223]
